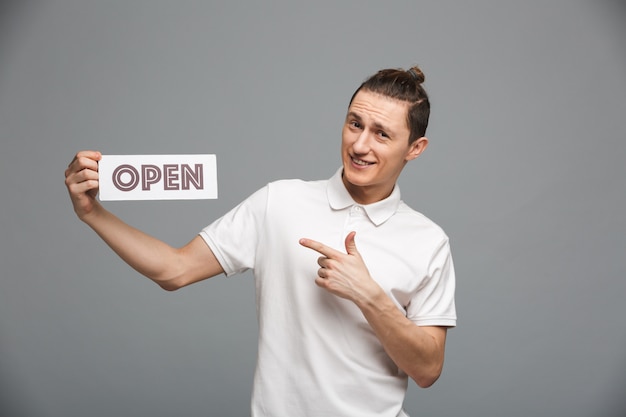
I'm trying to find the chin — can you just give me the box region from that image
[343,168,372,187]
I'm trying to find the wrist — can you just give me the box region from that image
[354,281,386,310]
[79,200,105,225]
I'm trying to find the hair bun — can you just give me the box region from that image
[407,66,425,84]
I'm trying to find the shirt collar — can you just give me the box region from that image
[327,168,401,226]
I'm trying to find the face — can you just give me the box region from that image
[341,90,428,204]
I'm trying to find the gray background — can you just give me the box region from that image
[1,1,625,416]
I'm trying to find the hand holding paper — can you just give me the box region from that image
[65,150,103,219]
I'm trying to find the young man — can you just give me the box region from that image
[65,66,456,417]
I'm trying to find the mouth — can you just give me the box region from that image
[350,156,375,167]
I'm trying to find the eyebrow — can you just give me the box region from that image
[347,111,394,135]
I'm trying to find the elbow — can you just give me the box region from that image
[153,273,187,292]
[413,373,440,389]
[157,280,183,291]
[152,267,210,291]
[410,362,444,389]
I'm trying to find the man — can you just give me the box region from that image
[65,66,456,417]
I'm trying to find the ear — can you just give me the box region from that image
[405,136,429,161]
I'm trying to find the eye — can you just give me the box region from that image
[378,131,389,139]
[350,120,362,129]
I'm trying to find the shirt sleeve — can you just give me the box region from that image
[406,237,457,327]
[198,185,268,276]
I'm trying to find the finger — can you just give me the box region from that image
[67,150,102,171]
[75,150,102,162]
[344,231,358,255]
[299,238,342,258]
[67,156,101,180]
[318,267,327,279]
[66,164,99,185]
[65,166,100,192]
[65,161,99,183]
[67,178,99,195]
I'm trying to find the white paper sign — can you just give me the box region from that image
[99,154,217,201]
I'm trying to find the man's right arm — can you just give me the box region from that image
[64,150,224,290]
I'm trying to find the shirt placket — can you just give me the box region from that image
[344,205,367,238]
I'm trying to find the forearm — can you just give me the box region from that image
[357,289,446,388]
[81,203,185,287]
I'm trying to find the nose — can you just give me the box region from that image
[352,130,371,155]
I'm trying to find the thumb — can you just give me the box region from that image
[344,231,358,255]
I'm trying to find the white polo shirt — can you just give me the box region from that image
[199,168,456,417]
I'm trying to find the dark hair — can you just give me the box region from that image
[349,66,430,144]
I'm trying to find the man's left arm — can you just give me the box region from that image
[299,231,448,388]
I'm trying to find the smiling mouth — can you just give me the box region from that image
[351,156,374,166]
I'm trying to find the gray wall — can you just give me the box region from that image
[1,1,625,416]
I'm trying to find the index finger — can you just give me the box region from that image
[299,238,343,258]
[68,150,102,167]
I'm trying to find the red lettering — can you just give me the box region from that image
[141,165,162,190]
[181,164,203,190]
[163,164,179,190]
[111,163,204,192]
[112,164,139,191]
